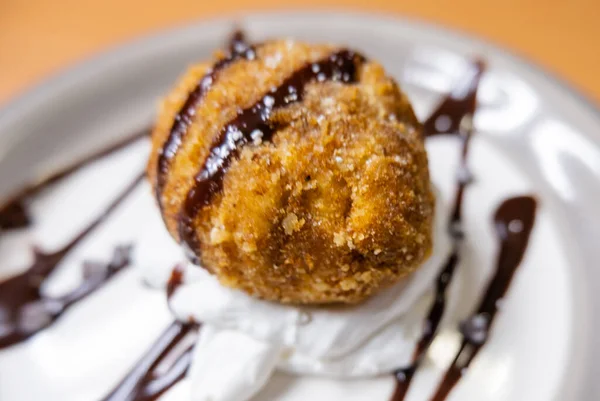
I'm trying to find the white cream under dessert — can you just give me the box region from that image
[0,31,543,401]
[152,186,449,400]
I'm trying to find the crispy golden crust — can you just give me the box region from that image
[148,40,433,304]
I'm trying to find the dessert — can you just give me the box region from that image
[0,29,543,401]
[147,33,434,304]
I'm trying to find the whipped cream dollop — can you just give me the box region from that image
[137,187,450,401]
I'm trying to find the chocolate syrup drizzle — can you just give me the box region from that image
[0,173,143,349]
[0,129,148,231]
[392,60,538,401]
[101,320,200,401]
[178,49,365,255]
[0,199,30,230]
[166,264,185,301]
[99,264,193,401]
[391,60,485,401]
[0,130,147,349]
[155,31,256,207]
[430,195,536,401]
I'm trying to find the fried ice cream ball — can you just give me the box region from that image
[147,39,434,304]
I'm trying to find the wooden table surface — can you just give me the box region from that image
[1,0,598,106]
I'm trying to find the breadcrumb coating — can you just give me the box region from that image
[147,39,434,304]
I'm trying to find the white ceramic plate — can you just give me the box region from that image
[1,11,599,401]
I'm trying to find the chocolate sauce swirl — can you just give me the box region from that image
[426,59,485,231]
[178,49,365,255]
[391,59,485,401]
[0,173,143,349]
[430,196,537,401]
[0,129,148,231]
[392,59,538,401]
[422,59,485,141]
[228,29,250,54]
[0,199,29,230]
[392,251,460,400]
[101,321,200,401]
[155,33,256,207]
[166,264,185,301]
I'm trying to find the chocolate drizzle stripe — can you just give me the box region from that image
[430,196,536,401]
[166,264,185,301]
[228,29,249,54]
[101,321,200,401]
[391,60,485,400]
[422,59,485,140]
[434,60,485,230]
[392,59,538,401]
[0,172,144,349]
[155,34,257,208]
[0,129,149,231]
[391,250,460,401]
[178,49,365,256]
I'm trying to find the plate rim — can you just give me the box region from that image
[1,10,598,126]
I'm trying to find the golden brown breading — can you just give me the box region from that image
[148,39,433,304]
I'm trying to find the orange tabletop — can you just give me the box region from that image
[1,0,598,106]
